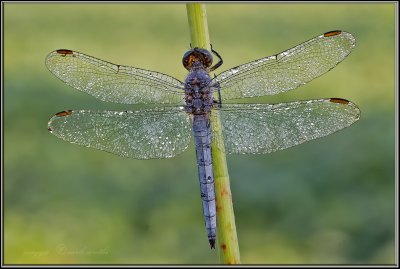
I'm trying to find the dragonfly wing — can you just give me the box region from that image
[48,106,192,159]
[46,50,185,104]
[214,31,355,101]
[211,99,360,154]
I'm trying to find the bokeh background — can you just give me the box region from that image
[4,3,396,264]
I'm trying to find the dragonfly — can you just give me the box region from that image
[46,30,360,249]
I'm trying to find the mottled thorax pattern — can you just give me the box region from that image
[184,61,213,115]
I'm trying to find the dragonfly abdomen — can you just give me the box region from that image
[193,114,217,249]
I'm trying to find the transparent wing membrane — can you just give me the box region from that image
[214,31,355,101]
[48,107,192,159]
[212,98,360,154]
[47,31,360,159]
[46,50,185,104]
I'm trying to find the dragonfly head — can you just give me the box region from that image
[182,48,213,71]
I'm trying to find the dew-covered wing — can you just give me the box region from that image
[211,98,360,154]
[46,49,185,104]
[48,107,191,159]
[214,31,355,101]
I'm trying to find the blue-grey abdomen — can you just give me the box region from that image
[193,114,216,248]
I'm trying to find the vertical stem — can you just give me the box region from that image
[186,3,241,264]
[186,4,210,51]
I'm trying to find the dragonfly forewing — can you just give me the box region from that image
[48,106,192,159]
[213,31,356,101]
[46,50,185,105]
[211,98,360,154]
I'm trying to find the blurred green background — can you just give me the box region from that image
[4,3,395,264]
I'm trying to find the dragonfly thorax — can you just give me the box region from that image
[184,63,213,115]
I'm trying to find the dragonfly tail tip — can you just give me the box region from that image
[209,239,216,249]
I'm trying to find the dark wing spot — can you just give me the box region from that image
[324,30,342,37]
[56,49,74,56]
[329,98,350,104]
[55,110,73,117]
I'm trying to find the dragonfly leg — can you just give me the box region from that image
[212,74,222,107]
[209,44,223,72]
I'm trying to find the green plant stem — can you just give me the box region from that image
[186,3,241,264]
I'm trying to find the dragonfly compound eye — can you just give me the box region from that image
[182,48,213,71]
